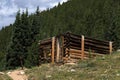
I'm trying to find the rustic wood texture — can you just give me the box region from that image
[39,32,113,64]
[56,38,60,62]
[81,35,84,60]
[109,41,113,54]
[52,37,55,64]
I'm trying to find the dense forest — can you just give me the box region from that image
[0,0,120,70]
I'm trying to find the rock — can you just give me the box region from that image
[7,71,11,75]
[116,73,120,76]
[104,70,108,73]
[66,63,76,65]
[70,69,76,72]
[19,71,25,75]
[46,75,52,78]
[117,49,120,52]
[0,72,4,75]
[101,56,105,60]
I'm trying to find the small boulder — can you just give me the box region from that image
[0,72,4,75]
[70,69,76,72]
[7,71,11,75]
[116,73,120,76]
[20,71,25,75]
[46,75,52,78]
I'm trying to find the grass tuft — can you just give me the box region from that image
[26,52,120,80]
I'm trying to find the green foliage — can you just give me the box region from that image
[6,9,40,69]
[0,74,12,80]
[25,41,39,68]
[27,52,120,80]
[0,0,120,69]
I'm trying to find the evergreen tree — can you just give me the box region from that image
[6,10,22,68]
[25,8,41,67]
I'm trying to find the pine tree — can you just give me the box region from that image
[25,7,41,67]
[6,10,22,69]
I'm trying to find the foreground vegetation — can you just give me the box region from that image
[0,74,12,80]
[27,52,120,80]
[0,0,120,70]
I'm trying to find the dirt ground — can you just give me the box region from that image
[7,70,28,80]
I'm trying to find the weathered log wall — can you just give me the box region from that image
[39,32,113,64]
[62,32,113,63]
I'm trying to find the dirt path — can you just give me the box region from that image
[7,70,28,80]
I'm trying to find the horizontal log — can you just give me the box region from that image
[64,34,81,39]
[64,39,109,50]
[70,53,82,56]
[40,38,52,45]
[69,33,81,38]
[66,45,109,53]
[85,40,109,47]
[65,48,104,56]
[65,48,82,53]
[64,45,80,50]
[64,35,81,41]
[40,44,52,48]
[85,42,109,50]
[70,35,81,40]
[85,52,104,56]
[67,59,79,63]
[67,50,104,58]
[64,47,109,54]
[70,55,88,59]
[65,46,109,54]
[85,37,109,45]
[70,55,82,59]
[64,42,109,52]
[84,45,109,52]
[64,42,81,48]
[64,38,81,43]
[85,36,109,43]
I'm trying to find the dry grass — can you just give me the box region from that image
[26,52,120,80]
[0,74,12,80]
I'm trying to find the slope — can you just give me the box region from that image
[0,0,120,69]
[27,51,120,80]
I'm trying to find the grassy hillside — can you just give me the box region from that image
[0,75,12,80]
[26,52,120,80]
[0,0,120,69]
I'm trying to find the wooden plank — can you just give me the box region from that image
[56,38,60,62]
[84,45,109,51]
[51,37,55,64]
[66,48,82,53]
[85,39,109,46]
[65,45,109,54]
[85,42,109,49]
[85,52,104,56]
[61,36,65,60]
[85,37,109,43]
[81,35,84,60]
[109,41,113,54]
[70,53,82,56]
[70,55,88,59]
[43,51,47,59]
[40,39,52,45]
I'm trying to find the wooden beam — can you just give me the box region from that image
[81,35,84,60]
[51,37,55,64]
[56,38,60,62]
[43,51,46,59]
[109,41,112,54]
[61,36,64,61]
